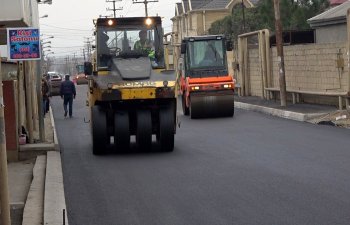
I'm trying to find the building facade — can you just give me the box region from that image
[172,0,255,45]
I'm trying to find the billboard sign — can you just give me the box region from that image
[7,27,41,61]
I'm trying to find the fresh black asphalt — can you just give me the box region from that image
[51,85,350,225]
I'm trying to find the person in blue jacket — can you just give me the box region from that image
[60,75,76,118]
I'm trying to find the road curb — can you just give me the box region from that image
[22,155,46,225]
[235,102,309,122]
[43,107,69,225]
[49,106,59,151]
[44,152,68,225]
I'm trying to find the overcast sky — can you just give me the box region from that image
[39,0,178,58]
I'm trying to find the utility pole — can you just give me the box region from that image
[65,56,69,74]
[0,51,11,225]
[132,0,158,17]
[73,53,77,74]
[106,0,123,18]
[241,0,246,33]
[37,49,45,142]
[84,38,92,62]
[273,0,287,107]
[25,63,34,144]
[83,49,86,61]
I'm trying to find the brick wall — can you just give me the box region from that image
[271,43,348,92]
[245,42,349,105]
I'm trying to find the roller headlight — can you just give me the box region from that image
[108,19,114,26]
[145,18,153,26]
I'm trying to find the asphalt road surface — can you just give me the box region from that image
[51,84,350,225]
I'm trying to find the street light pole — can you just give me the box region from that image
[44,53,54,72]
[0,51,11,225]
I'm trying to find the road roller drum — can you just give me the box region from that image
[190,94,234,119]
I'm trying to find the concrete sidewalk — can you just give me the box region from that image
[1,106,68,225]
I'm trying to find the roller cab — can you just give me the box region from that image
[178,35,235,118]
[85,17,177,154]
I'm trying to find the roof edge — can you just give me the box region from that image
[308,15,346,27]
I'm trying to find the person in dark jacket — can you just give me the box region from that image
[60,74,76,118]
[41,78,49,117]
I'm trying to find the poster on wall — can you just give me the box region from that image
[7,27,41,61]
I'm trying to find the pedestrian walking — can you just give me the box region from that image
[41,78,49,117]
[60,74,76,118]
[44,73,51,113]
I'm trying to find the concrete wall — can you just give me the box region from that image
[30,0,39,27]
[0,0,40,44]
[243,42,349,105]
[196,13,204,35]
[227,51,236,77]
[248,47,264,96]
[187,13,199,36]
[171,18,180,44]
[315,24,347,44]
[0,0,32,26]
[271,43,348,92]
[1,59,39,159]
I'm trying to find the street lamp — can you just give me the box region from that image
[41,35,54,41]
[41,34,53,37]
[44,52,54,72]
[41,41,51,45]
[38,0,52,4]
[40,14,48,18]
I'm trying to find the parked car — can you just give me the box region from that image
[46,72,62,96]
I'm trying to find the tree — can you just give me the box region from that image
[208,15,233,40]
[209,0,330,44]
[208,4,259,47]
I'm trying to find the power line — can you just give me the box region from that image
[40,24,92,31]
[51,37,87,41]
[50,46,85,48]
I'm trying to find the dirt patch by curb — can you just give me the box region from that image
[308,110,350,128]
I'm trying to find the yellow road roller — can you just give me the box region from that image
[84,17,177,154]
